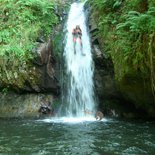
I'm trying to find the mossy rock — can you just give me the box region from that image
[118,72,155,117]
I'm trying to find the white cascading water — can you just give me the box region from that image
[62,1,96,118]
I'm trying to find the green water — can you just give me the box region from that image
[0,118,155,155]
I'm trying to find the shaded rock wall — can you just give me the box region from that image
[30,37,60,94]
[88,7,120,111]
[118,73,155,117]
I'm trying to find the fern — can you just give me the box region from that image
[113,0,122,9]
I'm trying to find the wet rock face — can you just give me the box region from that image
[87,8,119,108]
[29,38,60,95]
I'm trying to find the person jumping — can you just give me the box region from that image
[72,25,83,54]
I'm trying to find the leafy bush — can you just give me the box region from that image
[0,0,58,89]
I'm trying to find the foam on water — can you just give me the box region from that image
[37,117,108,124]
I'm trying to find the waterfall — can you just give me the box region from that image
[61,1,96,118]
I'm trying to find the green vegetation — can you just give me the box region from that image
[0,0,58,89]
[90,0,155,94]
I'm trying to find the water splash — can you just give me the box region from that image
[61,2,96,117]
[38,117,108,124]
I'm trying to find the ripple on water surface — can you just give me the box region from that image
[0,118,155,155]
